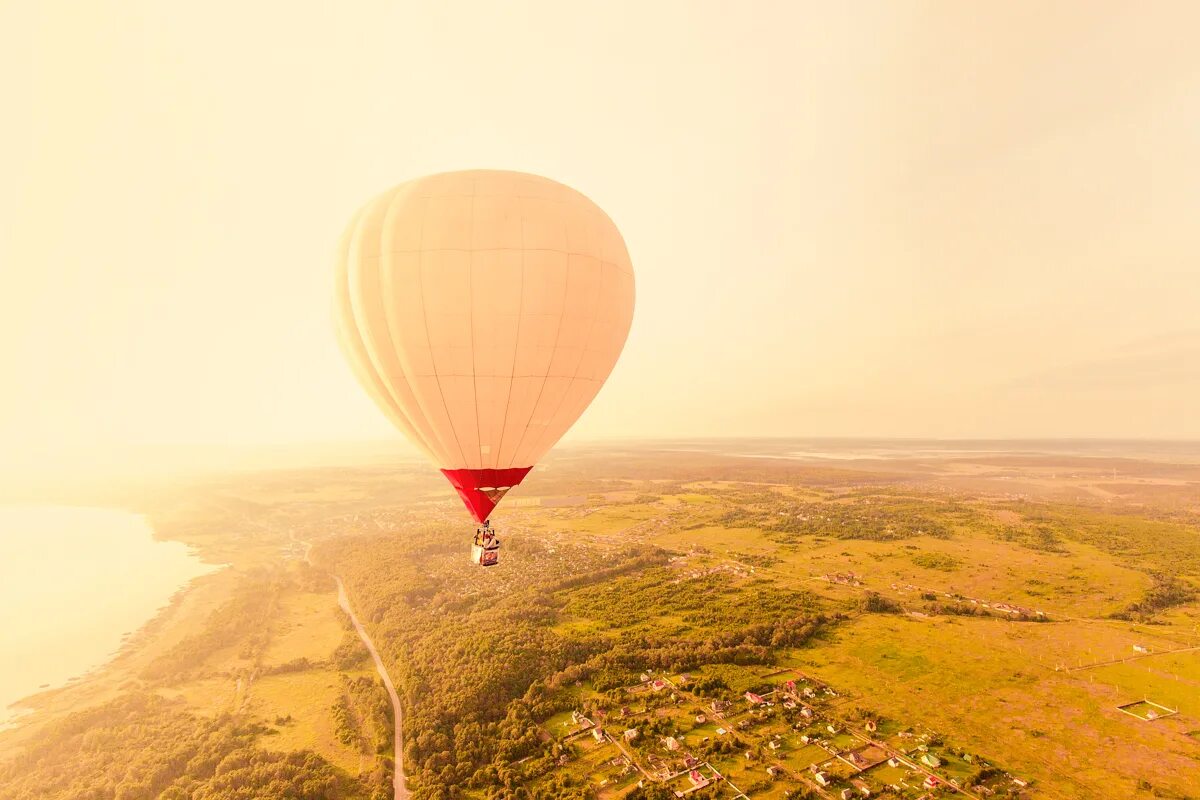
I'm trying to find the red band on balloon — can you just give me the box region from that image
[441,466,533,523]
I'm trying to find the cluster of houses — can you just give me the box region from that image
[891,582,1046,618]
[553,668,1032,799]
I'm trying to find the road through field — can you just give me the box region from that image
[298,534,408,800]
[335,575,410,800]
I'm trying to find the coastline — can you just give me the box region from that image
[0,506,218,732]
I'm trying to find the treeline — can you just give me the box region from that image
[0,693,370,800]
[323,529,837,800]
[767,499,956,541]
[1111,573,1197,621]
[333,674,393,756]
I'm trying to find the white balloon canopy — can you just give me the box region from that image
[334,170,635,522]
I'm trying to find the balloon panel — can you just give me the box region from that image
[335,170,635,477]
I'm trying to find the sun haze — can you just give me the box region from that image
[3,1,1200,479]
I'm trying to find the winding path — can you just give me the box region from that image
[334,576,409,799]
[297,535,408,799]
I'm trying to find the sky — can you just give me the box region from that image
[2,1,1200,476]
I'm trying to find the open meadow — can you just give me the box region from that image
[2,440,1198,800]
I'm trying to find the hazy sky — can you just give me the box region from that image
[3,1,1200,472]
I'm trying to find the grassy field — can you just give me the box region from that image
[4,442,1199,800]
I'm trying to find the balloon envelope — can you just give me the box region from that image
[334,170,635,522]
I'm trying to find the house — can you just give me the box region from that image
[767,765,783,777]
[678,673,692,685]
[841,789,855,800]
[715,727,727,735]
[921,753,941,768]
[688,770,708,788]
[887,758,899,768]
[1133,645,1149,654]
[851,778,872,797]
[684,755,699,769]
[815,771,831,787]
[827,724,840,734]
[623,728,639,741]
[1012,778,1030,788]
[639,672,651,682]
[664,736,681,751]
[745,691,765,705]
[571,710,584,724]
[592,728,605,742]
[924,776,940,789]
[784,679,797,693]
[620,706,631,718]
[768,740,781,750]
[800,707,814,719]
[651,679,668,692]
[695,714,707,724]
[711,700,731,714]
[864,719,878,733]
[803,687,816,698]
[800,734,812,744]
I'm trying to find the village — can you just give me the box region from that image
[539,667,1033,800]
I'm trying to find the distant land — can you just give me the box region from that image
[1,439,1198,800]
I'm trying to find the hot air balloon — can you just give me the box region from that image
[334,170,635,566]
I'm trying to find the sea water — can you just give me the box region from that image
[0,506,214,727]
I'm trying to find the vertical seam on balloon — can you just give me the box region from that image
[508,200,572,466]
[341,199,430,456]
[397,196,466,465]
[523,253,609,463]
[492,196,524,469]
[468,178,484,469]
[417,196,470,469]
[376,186,439,459]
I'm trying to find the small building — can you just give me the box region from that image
[688,770,708,788]
[664,736,681,751]
[924,776,940,789]
[801,707,814,719]
[815,772,831,787]
[623,728,639,741]
[592,728,605,742]
[711,700,731,714]
[768,740,781,750]
[864,719,878,733]
[678,673,692,685]
[800,734,812,744]
[784,679,797,693]
[651,679,668,692]
[767,765,783,777]
[827,724,839,734]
